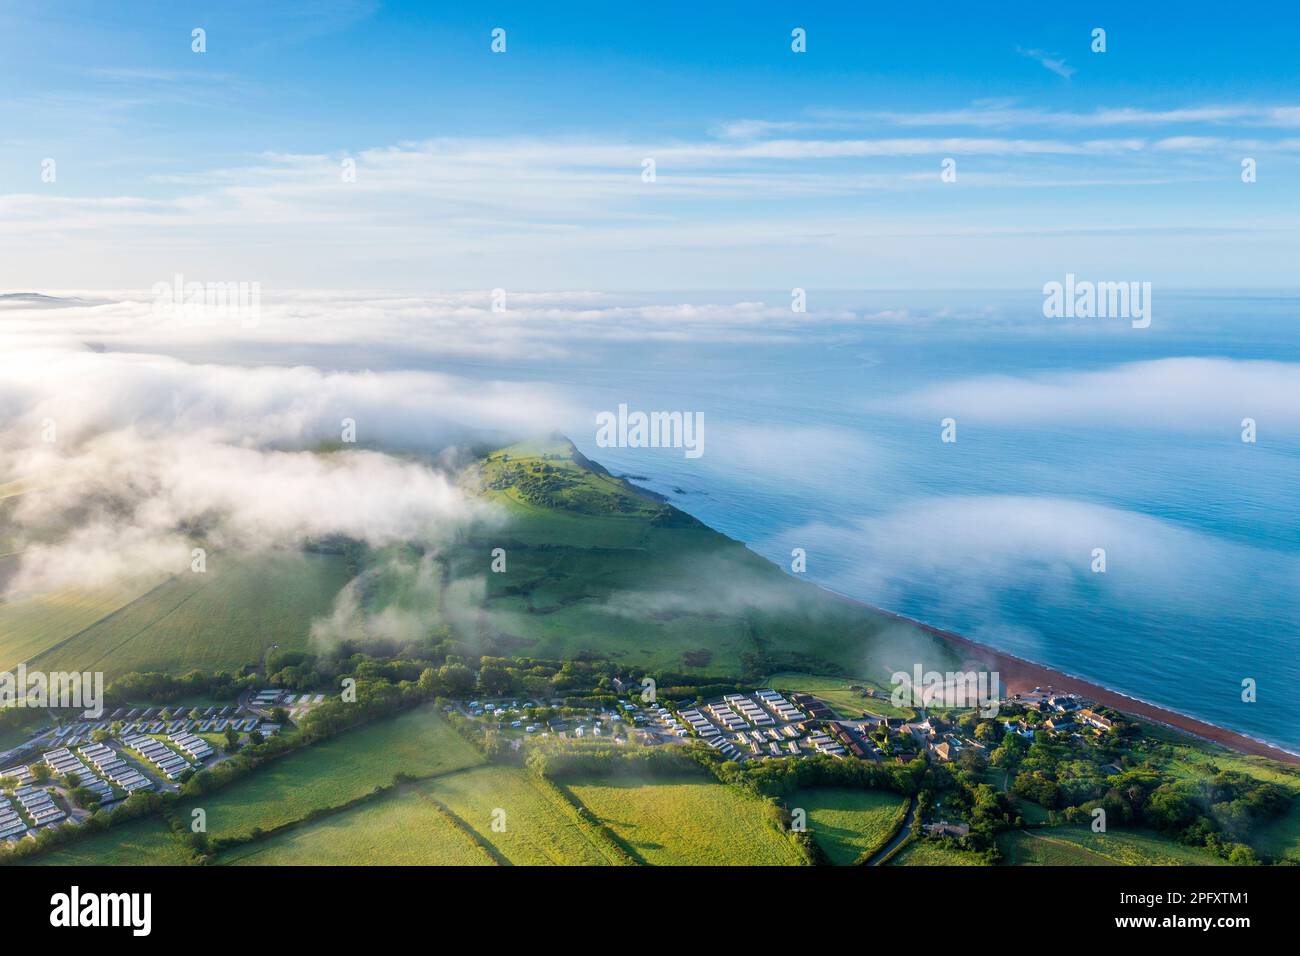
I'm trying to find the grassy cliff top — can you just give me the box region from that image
[478,438,658,513]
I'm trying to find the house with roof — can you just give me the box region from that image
[1006,720,1036,738]
[1048,695,1082,713]
[924,821,970,838]
[1078,709,1114,731]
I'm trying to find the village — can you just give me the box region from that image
[0,688,317,846]
[455,681,1125,767]
[1,673,1126,851]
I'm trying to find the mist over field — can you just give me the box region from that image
[5,290,1299,743]
[0,293,575,599]
[4,4,1300,893]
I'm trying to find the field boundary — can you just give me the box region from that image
[533,774,637,866]
[409,787,507,866]
[206,764,490,864]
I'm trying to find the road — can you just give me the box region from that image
[865,796,917,866]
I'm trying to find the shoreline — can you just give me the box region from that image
[822,587,1300,766]
[610,461,1300,767]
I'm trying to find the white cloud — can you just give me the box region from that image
[6,111,1300,289]
[781,494,1300,661]
[1017,47,1076,81]
[6,439,491,596]
[885,357,1300,433]
[799,102,1300,131]
[0,296,596,597]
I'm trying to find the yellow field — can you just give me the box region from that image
[217,786,494,866]
[566,775,807,866]
[421,766,623,865]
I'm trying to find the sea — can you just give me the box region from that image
[471,290,1300,755]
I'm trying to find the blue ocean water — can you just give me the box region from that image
[530,291,1300,754]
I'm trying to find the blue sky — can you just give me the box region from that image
[3,0,1299,289]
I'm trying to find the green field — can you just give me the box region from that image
[1156,738,1300,790]
[180,705,483,840]
[0,575,165,672]
[25,552,351,680]
[887,838,988,866]
[216,785,494,866]
[791,788,910,864]
[19,817,189,866]
[421,765,623,865]
[997,830,1113,865]
[565,773,807,866]
[219,765,626,866]
[997,826,1222,866]
[1012,796,1053,826]
[767,672,915,719]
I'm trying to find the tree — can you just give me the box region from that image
[224,725,241,753]
[1227,844,1258,866]
[1146,784,1198,833]
[478,658,517,696]
[62,771,81,789]
[32,763,51,783]
[974,720,1002,745]
[437,663,475,697]
[68,786,99,809]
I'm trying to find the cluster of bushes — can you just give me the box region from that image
[994,726,1290,863]
[257,639,825,715]
[526,741,701,781]
[691,746,923,800]
[105,669,255,705]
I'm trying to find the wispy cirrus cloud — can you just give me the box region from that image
[1017,46,1076,80]
[5,107,1300,288]
[722,102,1300,135]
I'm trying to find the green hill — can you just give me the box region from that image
[0,437,960,687]
[450,438,961,681]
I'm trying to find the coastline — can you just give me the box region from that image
[610,462,1300,768]
[822,587,1300,767]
